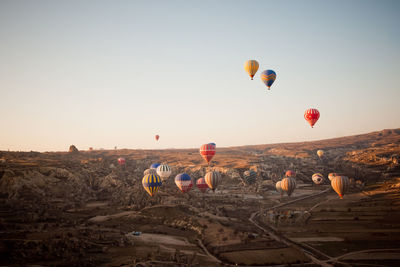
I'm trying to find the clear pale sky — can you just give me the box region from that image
[1,0,399,152]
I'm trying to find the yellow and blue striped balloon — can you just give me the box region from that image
[260,69,276,89]
[142,174,162,197]
[244,60,259,80]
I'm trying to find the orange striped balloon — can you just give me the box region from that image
[331,176,349,199]
[281,177,296,196]
[205,171,221,191]
[244,60,259,80]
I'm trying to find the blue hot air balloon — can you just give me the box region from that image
[260,70,276,90]
[142,174,162,197]
[150,163,161,169]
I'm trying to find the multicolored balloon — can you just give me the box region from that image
[196,178,209,193]
[304,108,320,128]
[285,170,296,178]
[244,60,259,80]
[205,171,221,191]
[312,173,324,185]
[175,173,193,193]
[142,174,162,197]
[118,157,126,166]
[276,181,284,196]
[281,177,296,196]
[150,163,161,169]
[155,135,160,141]
[328,173,338,181]
[331,176,349,199]
[156,164,171,181]
[243,170,257,185]
[317,150,324,158]
[200,143,216,165]
[260,70,276,89]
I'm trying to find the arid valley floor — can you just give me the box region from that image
[1,129,400,266]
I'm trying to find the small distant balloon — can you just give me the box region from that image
[144,168,157,176]
[285,170,296,178]
[150,163,161,169]
[175,173,193,193]
[205,171,221,191]
[260,70,276,89]
[156,164,172,181]
[331,176,349,199]
[200,143,216,165]
[312,173,324,185]
[118,157,126,166]
[244,60,259,80]
[281,177,296,196]
[276,181,284,196]
[304,108,320,128]
[155,135,160,141]
[142,174,162,197]
[196,178,209,193]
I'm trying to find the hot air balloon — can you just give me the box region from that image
[285,170,296,178]
[142,174,162,197]
[244,60,259,80]
[317,150,324,158]
[260,70,276,89]
[312,173,324,185]
[144,168,157,176]
[276,181,284,196]
[304,108,320,128]
[196,178,209,193]
[150,163,161,169]
[175,173,193,193]
[205,171,221,191]
[200,143,216,165]
[156,164,171,181]
[155,135,159,141]
[243,170,257,185]
[281,177,296,196]
[331,176,349,199]
[118,157,126,166]
[328,173,338,181]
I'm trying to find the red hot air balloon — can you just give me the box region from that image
[118,157,126,166]
[200,143,216,165]
[155,135,159,141]
[304,108,320,128]
[285,170,296,178]
[196,178,209,193]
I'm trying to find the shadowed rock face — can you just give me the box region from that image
[0,128,399,266]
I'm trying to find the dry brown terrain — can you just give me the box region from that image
[0,128,400,266]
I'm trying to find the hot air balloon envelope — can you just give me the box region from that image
[200,143,216,164]
[175,173,193,193]
[244,60,259,80]
[156,164,172,181]
[150,163,161,169]
[142,174,162,197]
[304,108,320,128]
[196,178,209,193]
[260,70,276,89]
[205,171,221,191]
